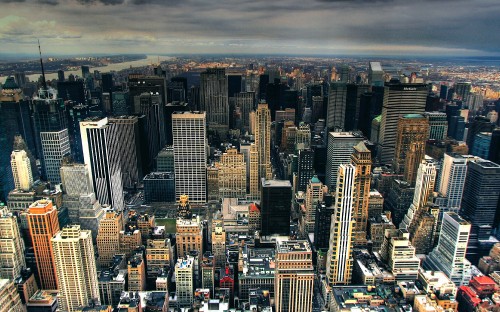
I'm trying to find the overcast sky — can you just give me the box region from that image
[1,0,499,57]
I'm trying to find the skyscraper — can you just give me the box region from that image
[51,225,99,311]
[327,164,356,285]
[274,240,314,312]
[10,150,33,191]
[255,103,273,183]
[80,117,125,211]
[459,159,500,264]
[301,176,325,235]
[351,142,372,247]
[235,91,255,133]
[393,114,429,186]
[211,220,226,268]
[325,131,363,191]
[424,212,472,286]
[326,82,347,131]
[26,200,60,290]
[260,179,292,236]
[378,82,428,164]
[217,148,247,199]
[175,256,194,308]
[96,207,123,268]
[0,205,25,280]
[296,149,315,193]
[438,153,472,213]
[424,112,448,141]
[172,112,207,203]
[200,68,229,136]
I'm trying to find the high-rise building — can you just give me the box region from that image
[380,229,420,281]
[325,131,363,191]
[454,82,472,102]
[127,253,146,291]
[10,150,33,191]
[80,117,125,211]
[156,146,174,172]
[296,149,315,193]
[0,77,36,201]
[0,205,25,280]
[466,116,494,153]
[301,176,325,235]
[0,279,24,312]
[248,143,260,200]
[326,164,356,285]
[314,194,334,250]
[143,172,175,203]
[368,62,384,86]
[254,103,273,183]
[471,132,492,159]
[32,94,70,183]
[459,159,500,264]
[260,179,292,237]
[211,220,226,268]
[217,148,247,199]
[175,256,194,308]
[235,92,255,133]
[200,68,229,135]
[97,207,123,268]
[176,197,203,258]
[488,128,500,164]
[51,225,99,311]
[378,82,428,164]
[274,240,314,312]
[424,212,472,286]
[326,82,347,131]
[424,112,448,141]
[172,112,207,203]
[108,116,143,187]
[393,114,429,185]
[438,153,473,213]
[351,142,372,247]
[26,200,60,290]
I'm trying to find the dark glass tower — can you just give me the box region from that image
[260,179,292,236]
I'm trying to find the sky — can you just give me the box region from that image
[1,0,500,57]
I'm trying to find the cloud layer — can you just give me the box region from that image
[1,0,499,56]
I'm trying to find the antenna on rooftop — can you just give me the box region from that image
[38,39,48,92]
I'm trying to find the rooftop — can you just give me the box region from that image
[276,240,311,253]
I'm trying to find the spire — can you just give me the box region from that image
[38,39,48,92]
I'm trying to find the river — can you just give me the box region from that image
[3,55,173,83]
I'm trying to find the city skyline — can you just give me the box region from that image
[1,0,500,57]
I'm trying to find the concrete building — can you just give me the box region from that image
[0,206,25,280]
[326,82,347,131]
[254,103,273,183]
[301,176,325,235]
[172,112,207,203]
[260,179,292,236]
[26,290,58,312]
[156,145,174,172]
[217,148,247,199]
[97,208,123,268]
[128,253,146,291]
[10,150,33,191]
[351,142,372,247]
[200,68,229,135]
[176,216,203,259]
[175,256,194,308]
[212,220,226,268]
[378,82,428,164]
[327,164,356,285]
[0,279,24,312]
[325,131,363,191]
[437,153,473,213]
[380,229,420,281]
[275,240,314,312]
[27,199,60,290]
[424,112,448,141]
[143,172,175,203]
[239,246,275,300]
[51,225,99,312]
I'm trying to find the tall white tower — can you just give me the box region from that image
[10,150,33,191]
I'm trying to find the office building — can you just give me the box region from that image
[27,200,60,290]
[143,172,175,203]
[459,159,500,264]
[454,82,472,102]
[175,256,194,308]
[97,208,123,268]
[248,143,260,200]
[235,92,255,132]
[489,128,500,164]
[127,253,146,291]
[438,153,471,213]
[424,212,472,286]
[380,229,420,281]
[368,62,384,86]
[172,112,207,203]
[260,179,292,236]
[378,82,428,164]
[471,132,492,159]
[424,112,448,141]
[80,117,125,211]
[326,82,347,131]
[0,279,24,312]
[248,203,261,235]
[32,93,70,183]
[297,149,315,193]
[146,237,173,284]
[325,131,363,191]
[200,68,229,135]
[60,163,93,197]
[327,164,356,285]
[176,216,203,258]
[393,114,429,185]
[314,195,334,250]
[52,225,99,311]
[217,148,247,199]
[0,77,36,201]
[255,103,273,183]
[212,220,226,268]
[156,146,174,172]
[275,240,314,312]
[10,150,33,191]
[301,176,325,235]
[239,246,275,300]
[351,142,372,247]
[108,116,143,187]
[466,116,494,152]
[0,206,25,280]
